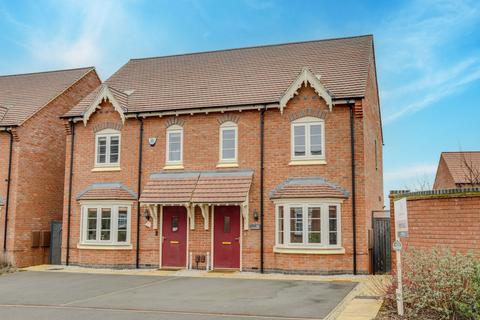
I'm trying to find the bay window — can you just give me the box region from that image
[275,202,341,248]
[81,204,131,245]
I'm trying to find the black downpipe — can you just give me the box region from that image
[350,104,357,275]
[66,122,75,265]
[260,107,266,273]
[135,118,144,268]
[3,130,13,252]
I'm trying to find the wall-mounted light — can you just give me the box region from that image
[253,209,259,221]
[143,208,151,221]
[148,137,157,147]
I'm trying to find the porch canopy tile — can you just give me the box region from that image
[76,182,137,201]
[269,177,348,199]
[139,172,200,204]
[139,170,254,204]
[191,170,254,204]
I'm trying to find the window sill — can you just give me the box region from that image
[216,162,239,168]
[273,246,345,255]
[289,159,327,166]
[92,167,121,172]
[77,244,133,250]
[163,164,184,170]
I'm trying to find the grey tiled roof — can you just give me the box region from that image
[270,177,349,199]
[65,35,374,117]
[76,182,137,201]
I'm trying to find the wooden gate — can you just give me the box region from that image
[50,220,62,265]
[373,217,391,274]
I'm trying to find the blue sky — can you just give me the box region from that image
[1,0,479,204]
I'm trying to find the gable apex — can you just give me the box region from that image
[279,67,333,114]
[83,85,127,125]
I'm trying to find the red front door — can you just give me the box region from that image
[162,206,187,268]
[214,206,241,269]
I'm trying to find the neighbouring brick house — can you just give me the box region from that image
[61,35,383,274]
[433,152,480,189]
[0,67,101,267]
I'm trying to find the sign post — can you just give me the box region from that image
[393,197,409,316]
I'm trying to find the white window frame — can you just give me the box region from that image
[274,199,342,249]
[291,117,325,161]
[95,129,121,167]
[166,125,183,165]
[219,122,238,163]
[80,202,132,246]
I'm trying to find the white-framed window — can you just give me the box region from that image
[95,129,121,167]
[275,201,341,248]
[80,203,131,245]
[291,117,325,160]
[166,125,183,165]
[219,122,238,163]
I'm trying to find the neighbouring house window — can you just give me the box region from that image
[219,122,238,163]
[81,204,131,245]
[166,125,183,165]
[291,117,325,160]
[95,129,121,167]
[275,202,341,248]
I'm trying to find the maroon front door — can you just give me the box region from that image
[162,206,187,268]
[214,206,241,269]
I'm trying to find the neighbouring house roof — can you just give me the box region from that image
[269,177,349,199]
[439,152,480,185]
[76,182,137,201]
[0,67,96,127]
[140,170,254,204]
[64,35,374,118]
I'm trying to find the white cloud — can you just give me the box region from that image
[377,0,480,124]
[385,163,437,181]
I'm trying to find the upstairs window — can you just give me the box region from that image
[166,125,183,165]
[95,129,121,167]
[219,122,238,163]
[291,117,325,160]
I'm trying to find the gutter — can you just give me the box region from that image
[259,106,266,273]
[135,117,144,268]
[2,130,13,252]
[65,121,75,265]
[349,102,357,275]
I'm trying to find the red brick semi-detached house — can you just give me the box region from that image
[0,67,101,267]
[61,35,383,275]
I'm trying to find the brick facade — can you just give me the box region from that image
[389,189,480,270]
[0,70,100,267]
[62,80,384,274]
[433,157,456,189]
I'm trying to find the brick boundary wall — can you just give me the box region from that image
[389,187,480,270]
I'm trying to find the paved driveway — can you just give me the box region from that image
[0,271,355,320]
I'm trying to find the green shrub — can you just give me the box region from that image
[386,248,480,319]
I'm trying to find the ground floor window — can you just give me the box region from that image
[275,202,341,248]
[80,203,131,245]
